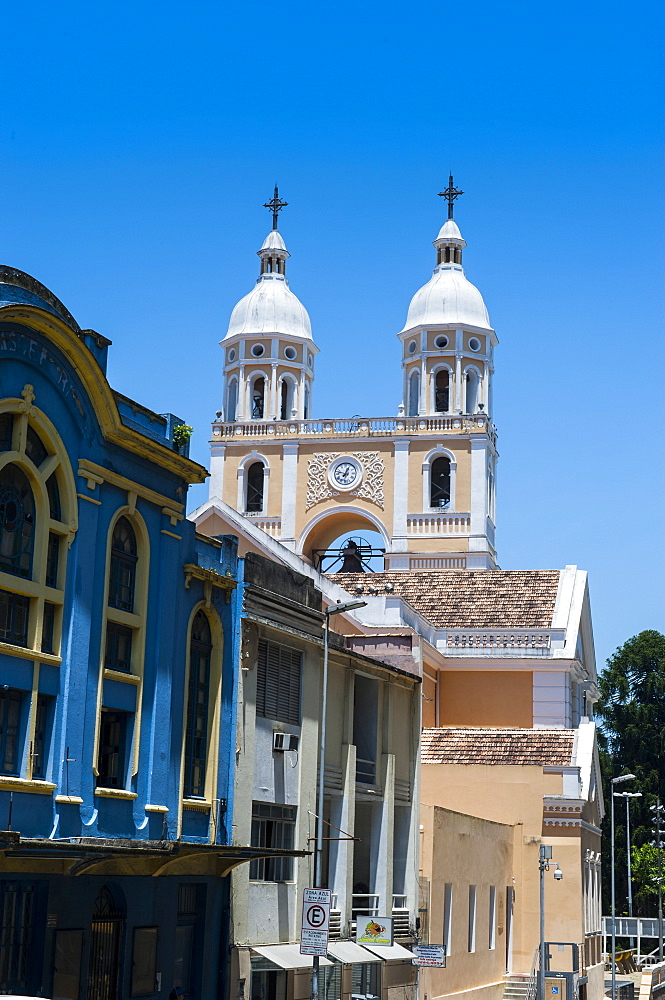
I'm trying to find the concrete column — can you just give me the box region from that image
[454,354,462,411]
[392,439,410,553]
[270,364,278,419]
[280,443,298,547]
[331,742,357,927]
[298,370,306,418]
[419,358,427,414]
[372,753,395,915]
[238,364,246,420]
[208,442,226,501]
[429,369,435,415]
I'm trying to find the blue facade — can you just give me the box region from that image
[0,265,243,998]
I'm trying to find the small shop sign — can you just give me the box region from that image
[355,917,393,946]
[411,944,446,967]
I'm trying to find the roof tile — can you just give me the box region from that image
[421,727,575,766]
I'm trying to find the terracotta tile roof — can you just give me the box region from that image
[328,570,560,629]
[421,727,575,766]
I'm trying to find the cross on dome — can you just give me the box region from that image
[263,185,288,230]
[438,174,464,220]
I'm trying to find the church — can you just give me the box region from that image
[193,182,605,1000]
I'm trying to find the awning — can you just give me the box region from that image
[327,942,381,964]
[252,945,333,970]
[362,944,415,961]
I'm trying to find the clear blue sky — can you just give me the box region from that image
[2,1,663,672]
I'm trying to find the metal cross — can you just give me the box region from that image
[438,174,464,219]
[263,185,288,230]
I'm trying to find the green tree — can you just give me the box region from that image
[631,843,663,910]
[595,630,665,915]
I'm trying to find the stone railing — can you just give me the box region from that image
[439,629,564,655]
[211,414,496,442]
[243,514,282,537]
[407,513,471,535]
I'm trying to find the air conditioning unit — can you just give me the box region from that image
[273,732,299,752]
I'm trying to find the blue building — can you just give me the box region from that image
[0,265,301,1000]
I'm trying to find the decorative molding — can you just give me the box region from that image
[306,452,385,510]
[0,776,56,795]
[94,787,138,800]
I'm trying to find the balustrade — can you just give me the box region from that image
[211,414,496,442]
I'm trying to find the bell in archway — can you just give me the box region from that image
[339,538,364,573]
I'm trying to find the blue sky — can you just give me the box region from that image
[1,0,663,671]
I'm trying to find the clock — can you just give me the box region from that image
[328,456,362,492]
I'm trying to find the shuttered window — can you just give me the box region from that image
[256,640,301,725]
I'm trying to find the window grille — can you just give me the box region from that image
[256,639,301,725]
[0,590,29,647]
[108,517,137,611]
[249,802,296,882]
[0,689,23,776]
[184,611,212,798]
[0,882,36,992]
[105,622,133,673]
[0,464,35,579]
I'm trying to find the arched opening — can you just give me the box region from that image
[184,610,213,798]
[435,370,450,413]
[0,463,35,579]
[246,462,265,513]
[299,510,389,571]
[109,517,137,612]
[408,370,420,417]
[226,378,237,422]
[430,457,451,508]
[251,377,265,419]
[303,382,310,419]
[88,886,126,1000]
[280,377,296,420]
[465,370,480,414]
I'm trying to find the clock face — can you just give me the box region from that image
[329,457,362,491]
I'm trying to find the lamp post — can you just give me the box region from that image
[611,774,636,1000]
[613,791,642,948]
[312,599,367,1000]
[538,845,564,1000]
[650,800,664,962]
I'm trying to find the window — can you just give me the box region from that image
[353,674,378,784]
[174,884,206,996]
[280,379,295,420]
[105,622,133,673]
[97,710,128,788]
[41,602,56,654]
[0,689,23,775]
[465,370,480,413]
[184,611,212,798]
[408,370,419,417]
[408,340,417,354]
[108,517,137,611]
[249,803,296,882]
[0,464,35,579]
[256,639,301,725]
[443,883,453,957]
[430,457,451,508]
[0,414,13,452]
[251,343,265,358]
[351,963,380,1000]
[489,885,496,950]
[304,383,310,419]
[227,348,236,363]
[251,377,265,418]
[31,695,50,779]
[245,461,265,513]
[284,346,297,361]
[46,533,60,588]
[46,474,61,521]
[226,378,238,422]
[468,885,476,953]
[0,590,29,647]
[130,927,158,996]
[434,334,448,349]
[435,370,450,413]
[25,427,48,467]
[0,881,40,993]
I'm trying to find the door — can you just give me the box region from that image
[87,887,125,1000]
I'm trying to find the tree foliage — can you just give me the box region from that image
[631,844,663,909]
[595,630,665,915]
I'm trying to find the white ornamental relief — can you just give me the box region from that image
[306,452,384,510]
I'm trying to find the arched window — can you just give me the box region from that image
[109,517,137,612]
[435,370,450,413]
[246,462,265,513]
[280,378,295,421]
[465,370,480,413]
[251,377,265,419]
[408,371,420,417]
[0,464,35,579]
[226,378,237,422]
[184,610,212,798]
[430,457,451,508]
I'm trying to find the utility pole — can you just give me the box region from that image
[651,800,664,962]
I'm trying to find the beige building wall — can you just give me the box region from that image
[437,671,533,728]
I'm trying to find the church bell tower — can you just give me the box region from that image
[207,181,499,571]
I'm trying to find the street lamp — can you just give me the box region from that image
[613,791,642,947]
[611,774,636,1000]
[539,846,564,1000]
[650,801,664,962]
[312,599,367,1000]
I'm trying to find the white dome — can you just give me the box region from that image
[436,219,465,242]
[401,266,491,332]
[224,275,313,341]
[260,229,287,252]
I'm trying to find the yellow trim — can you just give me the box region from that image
[161,530,183,540]
[182,799,212,812]
[94,787,138,800]
[103,667,141,685]
[145,804,169,813]
[177,603,224,840]
[0,571,64,602]
[0,776,56,794]
[0,642,61,665]
[77,492,102,505]
[77,459,186,515]
[55,794,84,804]
[0,306,208,483]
